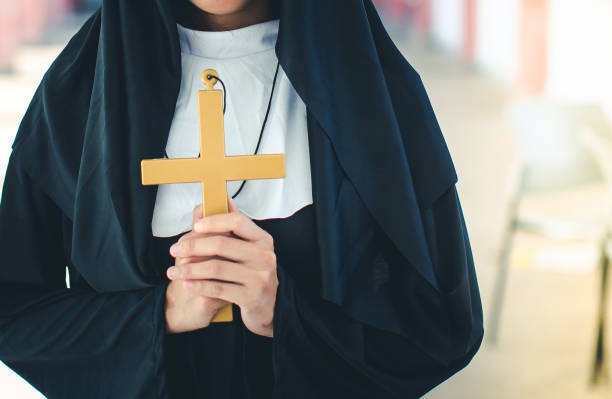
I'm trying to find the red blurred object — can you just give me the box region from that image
[414,0,431,35]
[462,0,477,61]
[0,2,22,72]
[517,0,549,94]
[372,0,414,20]
[0,0,77,72]
[373,0,431,35]
[48,0,76,23]
[21,0,75,42]
[22,0,46,43]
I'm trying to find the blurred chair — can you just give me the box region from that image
[577,125,612,385]
[488,99,607,352]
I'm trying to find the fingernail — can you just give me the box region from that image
[194,221,204,232]
[170,243,181,256]
[167,266,178,279]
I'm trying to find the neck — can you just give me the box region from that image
[174,0,276,31]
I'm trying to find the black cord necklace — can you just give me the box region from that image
[164,61,281,199]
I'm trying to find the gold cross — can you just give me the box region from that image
[141,69,286,322]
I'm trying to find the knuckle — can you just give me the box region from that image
[253,250,264,266]
[270,251,277,266]
[208,261,221,276]
[196,283,208,296]
[187,238,197,251]
[254,276,267,297]
[232,213,242,230]
[202,281,220,297]
[180,230,195,241]
[262,250,276,267]
[189,281,202,296]
[210,283,223,296]
[256,284,266,299]
[263,271,277,291]
[180,238,190,252]
[214,236,226,252]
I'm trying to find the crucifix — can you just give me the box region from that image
[141,69,286,323]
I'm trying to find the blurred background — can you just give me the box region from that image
[1,0,612,398]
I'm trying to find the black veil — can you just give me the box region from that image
[2,0,483,396]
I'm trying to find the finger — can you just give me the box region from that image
[172,231,203,260]
[173,231,231,263]
[193,209,267,243]
[175,256,211,266]
[175,256,191,266]
[186,279,249,308]
[177,230,205,245]
[228,195,238,213]
[167,259,252,284]
[193,203,203,225]
[178,231,205,244]
[172,232,194,260]
[178,230,230,243]
[170,234,261,264]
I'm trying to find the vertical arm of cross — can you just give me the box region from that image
[198,72,229,217]
[199,74,225,161]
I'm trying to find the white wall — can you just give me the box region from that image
[547,0,612,114]
[474,0,520,83]
[430,0,464,51]
[430,0,520,83]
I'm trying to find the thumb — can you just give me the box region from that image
[227,195,239,213]
[192,203,203,226]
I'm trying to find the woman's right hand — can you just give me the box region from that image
[164,205,232,334]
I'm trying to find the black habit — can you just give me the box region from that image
[0,0,484,398]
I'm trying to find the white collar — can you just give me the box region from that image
[176,19,279,59]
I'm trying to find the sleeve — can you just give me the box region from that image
[270,184,484,399]
[0,151,170,399]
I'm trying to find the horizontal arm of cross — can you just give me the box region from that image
[222,154,285,181]
[141,158,205,185]
[141,154,285,186]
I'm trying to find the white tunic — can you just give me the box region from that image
[151,19,313,237]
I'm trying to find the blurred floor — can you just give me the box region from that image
[383,20,612,399]
[1,12,612,399]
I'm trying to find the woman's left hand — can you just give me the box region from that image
[167,196,278,338]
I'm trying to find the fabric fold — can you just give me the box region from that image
[0,151,171,398]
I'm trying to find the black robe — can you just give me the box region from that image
[0,0,484,397]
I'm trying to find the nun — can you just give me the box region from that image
[0,0,484,397]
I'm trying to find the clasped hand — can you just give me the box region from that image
[165,196,278,338]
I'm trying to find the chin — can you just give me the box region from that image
[189,0,255,15]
